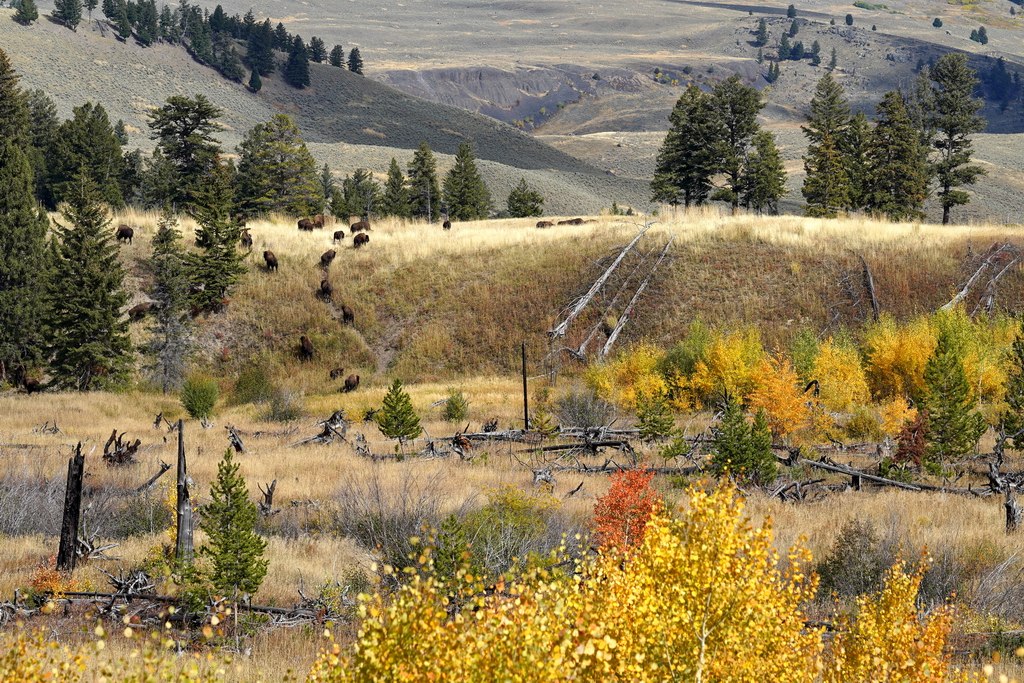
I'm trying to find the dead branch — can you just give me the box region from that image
[941,243,1017,311]
[258,480,278,516]
[858,253,880,322]
[226,425,245,453]
[601,236,674,357]
[134,462,171,494]
[102,429,141,466]
[292,411,350,447]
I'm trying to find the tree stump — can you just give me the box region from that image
[1006,490,1022,534]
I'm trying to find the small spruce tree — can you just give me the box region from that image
[248,69,262,93]
[845,13,854,25]
[788,19,799,37]
[407,142,440,222]
[347,46,364,74]
[922,331,986,471]
[381,157,411,218]
[635,391,675,442]
[53,0,83,30]
[754,18,769,46]
[506,177,544,217]
[710,395,777,485]
[147,211,192,393]
[188,163,245,313]
[329,44,344,67]
[740,130,786,215]
[14,0,39,25]
[442,142,491,220]
[376,379,422,455]
[802,72,852,217]
[787,4,796,18]
[308,36,327,63]
[933,17,942,27]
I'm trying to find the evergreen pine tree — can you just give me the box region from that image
[376,379,422,454]
[284,35,310,88]
[234,114,322,217]
[845,13,853,25]
[248,68,262,93]
[114,1,132,41]
[147,211,191,393]
[442,142,491,220]
[0,49,30,149]
[188,162,245,313]
[319,163,335,212]
[0,141,51,386]
[25,88,58,202]
[790,41,804,60]
[788,19,799,36]
[47,102,125,209]
[828,47,837,71]
[148,94,224,212]
[844,112,871,210]
[864,91,929,221]
[407,142,440,221]
[308,36,327,62]
[740,130,786,214]
[329,44,344,67]
[347,46,364,74]
[1002,325,1024,452]
[809,40,821,65]
[47,173,131,390]
[246,19,275,76]
[506,177,544,217]
[778,34,792,60]
[710,395,777,485]
[636,391,675,442]
[381,157,411,218]
[199,449,268,627]
[801,73,852,217]
[754,18,769,46]
[14,0,39,25]
[787,4,797,18]
[929,53,986,225]
[922,331,986,471]
[335,169,381,219]
[53,0,83,30]
[84,0,96,18]
[710,75,764,212]
[650,85,720,207]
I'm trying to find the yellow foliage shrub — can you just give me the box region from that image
[812,338,871,413]
[749,355,810,439]
[880,396,918,438]
[583,343,667,410]
[684,328,765,408]
[863,315,936,400]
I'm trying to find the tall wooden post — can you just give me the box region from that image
[56,443,85,572]
[175,420,193,562]
[521,342,529,430]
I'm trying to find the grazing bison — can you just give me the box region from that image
[350,220,371,234]
[333,230,346,242]
[320,249,337,269]
[340,304,354,325]
[239,229,253,250]
[318,279,333,302]
[442,220,452,230]
[298,218,315,231]
[298,335,314,361]
[312,214,326,229]
[263,250,278,272]
[536,220,553,228]
[115,225,134,244]
[557,217,585,226]
[343,374,360,392]
[329,367,346,380]
[353,233,369,249]
[127,302,155,321]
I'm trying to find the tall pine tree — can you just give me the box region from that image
[46,102,125,209]
[47,174,131,390]
[147,211,191,393]
[53,0,82,30]
[234,114,322,217]
[710,75,764,212]
[246,19,275,76]
[148,95,224,213]
[864,91,929,221]
[844,112,871,211]
[381,157,411,218]
[650,85,719,208]
[407,142,440,222]
[929,53,986,225]
[188,163,245,313]
[740,130,786,215]
[347,47,364,75]
[801,73,851,217]
[0,49,30,149]
[442,142,490,220]
[284,35,311,88]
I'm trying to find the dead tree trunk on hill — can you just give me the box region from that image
[56,444,86,572]
[601,236,674,358]
[175,420,193,562]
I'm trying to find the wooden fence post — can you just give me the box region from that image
[56,443,85,572]
[521,342,529,430]
[175,420,194,562]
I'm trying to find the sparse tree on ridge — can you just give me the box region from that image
[740,130,786,215]
[309,36,328,63]
[284,35,311,88]
[247,19,276,77]
[347,47,364,75]
[651,85,719,207]
[234,114,321,217]
[329,44,344,67]
[273,22,289,50]
[148,94,224,213]
[53,0,83,30]
[864,91,929,221]
[710,75,764,213]
[442,142,491,221]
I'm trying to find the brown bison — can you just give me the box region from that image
[350,220,371,234]
[312,214,326,229]
[343,374,360,392]
[127,302,155,320]
[536,220,553,228]
[353,233,369,249]
[340,304,354,325]
[557,217,585,226]
[263,250,278,272]
[333,230,346,242]
[329,367,346,380]
[320,249,337,269]
[298,218,315,231]
[240,229,253,249]
[318,279,333,302]
[442,220,452,230]
[298,335,314,361]
[115,225,134,244]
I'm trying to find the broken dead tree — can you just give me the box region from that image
[258,480,278,516]
[57,443,86,572]
[858,253,880,322]
[1007,490,1022,533]
[601,236,674,358]
[942,242,1019,312]
[134,462,171,494]
[102,429,142,466]
[175,420,193,563]
[292,411,350,447]
[226,425,245,453]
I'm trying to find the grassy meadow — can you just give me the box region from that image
[6,209,1024,679]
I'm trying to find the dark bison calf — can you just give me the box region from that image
[340,304,354,325]
[329,367,346,380]
[442,220,452,230]
[127,302,155,320]
[343,374,360,392]
[350,220,371,234]
[536,220,553,228]
[298,335,314,361]
[320,249,337,269]
[333,230,346,242]
[353,233,369,249]
[115,225,134,244]
[263,250,278,272]
[240,229,253,249]
[318,279,333,301]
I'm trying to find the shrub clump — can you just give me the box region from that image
[442,388,469,422]
[180,373,219,420]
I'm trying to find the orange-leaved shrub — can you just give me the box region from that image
[749,355,810,439]
[592,468,658,551]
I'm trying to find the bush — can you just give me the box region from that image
[584,343,667,410]
[844,405,884,440]
[593,469,658,551]
[180,373,218,420]
[812,337,870,412]
[555,388,615,429]
[442,389,469,422]
[816,518,899,597]
[460,486,566,577]
[259,389,304,422]
[232,364,276,405]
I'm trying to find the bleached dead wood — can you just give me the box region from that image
[941,243,1017,311]
[601,236,674,358]
[858,253,880,322]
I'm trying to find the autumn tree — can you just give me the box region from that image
[592,469,658,551]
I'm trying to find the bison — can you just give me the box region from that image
[312,214,326,229]
[442,220,452,230]
[318,279,333,302]
[557,217,585,226]
[240,229,253,250]
[329,367,346,380]
[298,335,314,361]
[115,225,134,244]
[340,304,354,325]
[333,229,346,242]
[343,374,360,392]
[350,220,371,234]
[127,302,155,320]
[298,218,315,232]
[353,233,369,249]
[320,249,337,269]
[536,220,553,228]
[263,250,278,272]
